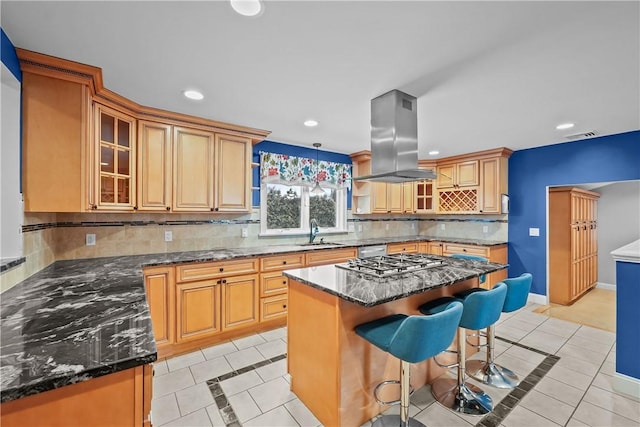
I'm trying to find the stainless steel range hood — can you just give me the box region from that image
[354,89,436,183]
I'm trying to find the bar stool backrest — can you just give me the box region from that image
[459,282,507,330]
[502,273,533,313]
[450,254,488,284]
[388,301,463,364]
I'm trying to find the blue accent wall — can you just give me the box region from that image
[1,28,22,82]
[252,140,353,208]
[508,130,640,296]
[615,260,640,380]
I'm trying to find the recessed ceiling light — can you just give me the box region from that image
[556,122,575,130]
[183,90,204,100]
[230,0,262,17]
[428,150,440,156]
[304,120,319,127]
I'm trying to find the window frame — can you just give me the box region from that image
[259,182,348,237]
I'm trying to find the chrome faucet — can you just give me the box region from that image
[309,218,319,243]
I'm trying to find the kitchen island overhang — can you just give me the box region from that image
[283,256,508,427]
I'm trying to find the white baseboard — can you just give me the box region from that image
[596,282,616,291]
[528,293,547,305]
[613,372,640,399]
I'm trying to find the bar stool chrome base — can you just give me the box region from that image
[431,378,493,416]
[466,359,520,389]
[372,414,426,427]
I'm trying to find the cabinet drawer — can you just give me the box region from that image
[176,258,258,282]
[260,272,289,297]
[260,253,305,272]
[387,242,419,254]
[305,248,357,266]
[260,294,288,321]
[442,243,489,258]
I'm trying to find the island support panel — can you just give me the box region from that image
[288,278,479,427]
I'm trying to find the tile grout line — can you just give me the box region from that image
[206,353,288,427]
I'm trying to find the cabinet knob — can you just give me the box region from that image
[219,267,224,272]
[462,248,467,252]
[166,206,170,211]
[283,260,287,265]
[214,207,219,212]
[133,206,138,210]
[91,205,97,210]
[387,210,391,213]
[282,280,287,285]
[283,304,287,309]
[222,279,227,284]
[210,208,215,211]
[217,280,221,285]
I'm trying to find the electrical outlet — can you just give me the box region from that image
[241,228,248,238]
[85,233,96,246]
[357,224,363,232]
[483,225,489,233]
[411,223,415,230]
[440,223,446,231]
[164,230,173,242]
[385,223,390,231]
[348,223,355,232]
[529,227,540,237]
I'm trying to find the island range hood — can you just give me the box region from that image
[354,89,436,183]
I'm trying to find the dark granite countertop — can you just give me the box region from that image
[283,256,508,307]
[0,235,505,403]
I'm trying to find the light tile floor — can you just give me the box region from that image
[151,303,639,426]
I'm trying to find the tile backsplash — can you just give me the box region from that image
[1,210,507,292]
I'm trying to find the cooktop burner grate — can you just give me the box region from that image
[336,253,444,277]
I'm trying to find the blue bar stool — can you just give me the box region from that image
[418,282,507,415]
[355,301,463,427]
[465,273,533,388]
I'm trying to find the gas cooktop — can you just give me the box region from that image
[336,253,444,278]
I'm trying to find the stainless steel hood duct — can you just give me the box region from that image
[354,89,436,183]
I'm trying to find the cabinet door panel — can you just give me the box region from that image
[371,182,389,213]
[457,161,479,187]
[402,182,415,213]
[387,183,403,213]
[436,164,455,188]
[177,280,221,342]
[480,158,499,213]
[215,134,251,212]
[138,121,172,211]
[144,267,175,348]
[260,272,288,297]
[222,275,259,330]
[173,127,214,211]
[260,294,288,321]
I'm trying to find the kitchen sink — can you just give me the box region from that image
[299,241,345,246]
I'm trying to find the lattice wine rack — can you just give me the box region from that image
[438,189,478,212]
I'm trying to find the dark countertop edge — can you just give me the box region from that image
[0,352,157,404]
[140,236,507,268]
[0,257,26,273]
[284,264,508,307]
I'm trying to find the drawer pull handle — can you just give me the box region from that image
[283,260,287,265]
[283,304,287,309]
[219,267,224,272]
[282,280,287,285]
[463,248,467,252]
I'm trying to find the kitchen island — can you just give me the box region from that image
[283,255,508,427]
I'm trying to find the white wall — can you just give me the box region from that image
[1,62,23,260]
[597,180,640,286]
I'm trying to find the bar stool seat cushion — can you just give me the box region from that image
[356,302,463,364]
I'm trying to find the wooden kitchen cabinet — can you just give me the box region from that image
[176,279,222,342]
[549,187,600,305]
[306,248,357,266]
[387,242,419,254]
[143,266,175,352]
[258,253,304,321]
[436,161,478,189]
[137,121,173,211]
[443,242,507,288]
[172,126,216,212]
[479,156,508,214]
[418,241,443,255]
[92,103,137,211]
[0,364,152,427]
[221,274,260,330]
[215,134,253,212]
[21,71,90,212]
[260,294,289,322]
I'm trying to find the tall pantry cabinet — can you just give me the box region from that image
[549,187,600,305]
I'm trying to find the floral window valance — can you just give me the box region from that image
[260,151,352,189]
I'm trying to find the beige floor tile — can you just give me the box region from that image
[535,375,586,407]
[509,311,548,326]
[556,343,607,366]
[493,353,539,378]
[255,338,286,359]
[566,418,590,426]
[259,327,287,341]
[583,385,640,423]
[228,390,262,423]
[201,341,239,360]
[546,364,594,391]
[500,317,539,334]
[205,404,225,427]
[224,347,266,370]
[555,354,601,378]
[520,389,574,425]
[233,334,267,350]
[159,408,213,427]
[495,324,530,341]
[566,334,615,355]
[255,358,287,382]
[243,406,299,427]
[151,393,181,426]
[519,330,568,354]
[154,367,196,397]
[166,350,206,372]
[409,385,436,409]
[573,400,639,427]
[154,360,169,376]
[285,398,322,427]
[599,359,616,376]
[248,377,297,413]
[221,370,264,396]
[189,356,234,384]
[502,405,561,427]
[412,401,473,426]
[502,344,547,365]
[175,382,216,416]
[574,325,616,345]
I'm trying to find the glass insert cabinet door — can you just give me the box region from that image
[94,103,136,209]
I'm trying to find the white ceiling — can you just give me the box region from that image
[2,1,638,158]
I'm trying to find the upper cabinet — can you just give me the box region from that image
[350,148,512,215]
[17,48,270,213]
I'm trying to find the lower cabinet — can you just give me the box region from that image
[176,279,222,342]
[0,364,152,427]
[441,242,507,288]
[144,266,175,353]
[387,242,419,254]
[222,274,259,330]
[305,248,357,266]
[260,293,289,322]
